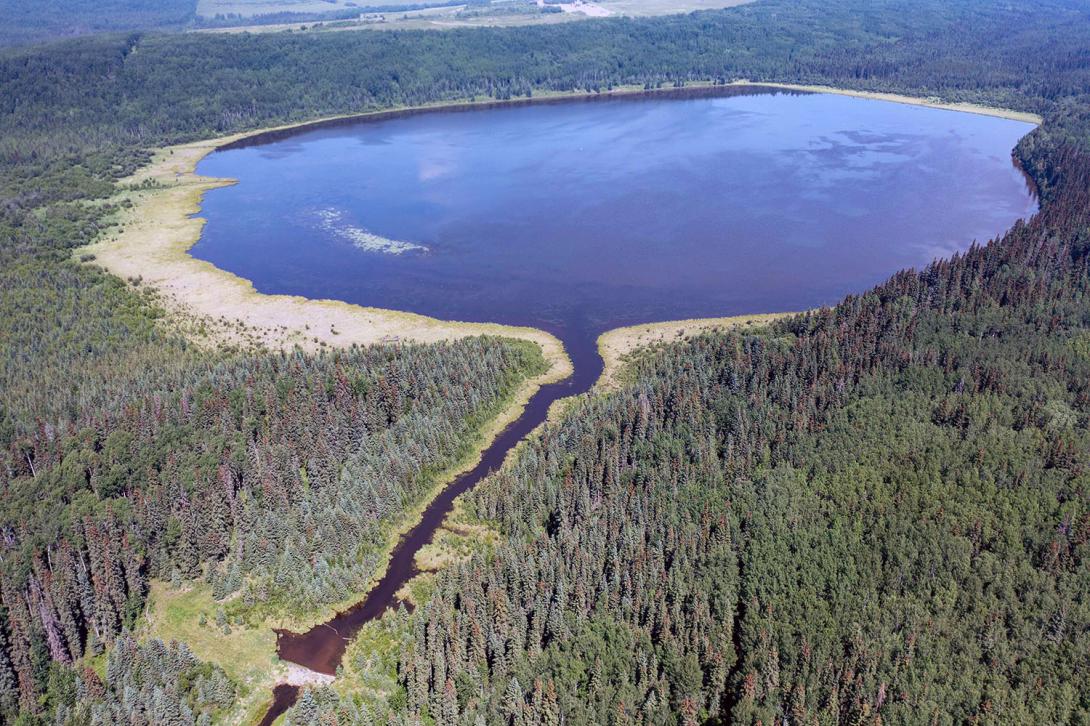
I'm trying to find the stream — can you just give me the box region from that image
[190,88,1036,724]
[257,332,600,725]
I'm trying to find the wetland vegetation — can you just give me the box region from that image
[191,85,1037,383]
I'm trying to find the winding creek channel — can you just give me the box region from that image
[190,86,1037,723]
[258,339,599,724]
[255,333,597,719]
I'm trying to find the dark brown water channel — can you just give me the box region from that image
[258,346,598,724]
[193,87,1036,723]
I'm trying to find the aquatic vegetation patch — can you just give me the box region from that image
[316,207,427,254]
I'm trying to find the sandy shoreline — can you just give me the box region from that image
[747,81,1042,124]
[82,81,1036,367]
[82,134,571,381]
[596,312,794,388]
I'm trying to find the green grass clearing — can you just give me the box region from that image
[140,580,285,725]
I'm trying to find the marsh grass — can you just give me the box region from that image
[140,581,285,725]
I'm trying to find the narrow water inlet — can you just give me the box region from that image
[258,684,301,726]
[206,87,1039,723]
[256,332,602,722]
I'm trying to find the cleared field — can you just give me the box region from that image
[197,0,438,18]
[601,0,754,14]
[195,0,755,30]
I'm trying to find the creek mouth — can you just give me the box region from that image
[192,84,1037,349]
[257,328,601,725]
[195,86,1037,723]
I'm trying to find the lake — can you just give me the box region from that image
[193,87,1036,379]
[198,87,1038,725]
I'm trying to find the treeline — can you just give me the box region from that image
[0,0,195,49]
[378,133,1090,724]
[0,336,541,716]
[3,0,1090,159]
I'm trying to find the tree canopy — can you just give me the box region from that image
[2,0,1090,723]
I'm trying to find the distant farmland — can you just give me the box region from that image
[196,0,754,21]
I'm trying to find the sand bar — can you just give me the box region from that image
[82,130,571,382]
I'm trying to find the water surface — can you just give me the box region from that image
[195,87,1037,723]
[195,86,1036,377]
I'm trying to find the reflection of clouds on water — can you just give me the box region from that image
[916,238,970,265]
[315,208,427,255]
[418,160,453,182]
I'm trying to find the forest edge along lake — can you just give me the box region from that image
[84,83,1038,366]
[191,83,1037,420]
[81,84,1038,724]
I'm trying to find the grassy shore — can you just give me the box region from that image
[81,138,571,377]
[140,581,299,726]
[597,312,795,388]
[747,81,1042,124]
[91,81,1036,722]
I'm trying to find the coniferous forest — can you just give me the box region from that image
[2,0,1090,724]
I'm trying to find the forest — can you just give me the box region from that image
[383,143,1090,723]
[0,0,195,48]
[1,0,1089,723]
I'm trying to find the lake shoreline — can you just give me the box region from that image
[748,82,1041,124]
[216,81,1041,153]
[82,80,1038,372]
[84,82,1038,724]
[81,138,571,376]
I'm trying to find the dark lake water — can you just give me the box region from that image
[202,87,1037,723]
[194,86,1036,378]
